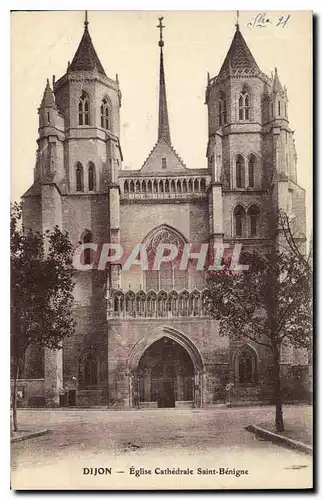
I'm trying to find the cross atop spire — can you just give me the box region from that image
[236,10,240,30]
[84,10,89,30]
[157,17,171,143]
[157,17,165,47]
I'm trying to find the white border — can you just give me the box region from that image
[4,1,319,498]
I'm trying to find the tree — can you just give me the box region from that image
[204,215,312,432]
[11,202,75,431]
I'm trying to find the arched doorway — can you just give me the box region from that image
[127,326,204,408]
[137,337,194,408]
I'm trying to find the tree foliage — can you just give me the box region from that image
[205,248,312,350]
[11,202,75,430]
[204,214,312,431]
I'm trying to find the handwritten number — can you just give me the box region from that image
[276,15,290,28]
[248,13,290,29]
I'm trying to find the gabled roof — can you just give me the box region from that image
[218,26,260,79]
[69,24,106,76]
[140,138,187,174]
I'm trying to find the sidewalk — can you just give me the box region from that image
[247,409,312,454]
[11,429,50,443]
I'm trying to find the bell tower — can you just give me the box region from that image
[53,12,122,194]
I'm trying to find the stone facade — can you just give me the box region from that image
[19,18,310,408]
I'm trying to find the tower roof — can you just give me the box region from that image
[218,25,260,78]
[272,67,284,93]
[157,17,171,143]
[40,79,55,108]
[69,20,106,76]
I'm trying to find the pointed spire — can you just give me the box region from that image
[69,13,106,76]
[40,79,55,108]
[218,26,260,78]
[273,67,283,93]
[157,17,171,143]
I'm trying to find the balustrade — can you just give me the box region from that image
[120,176,210,199]
[107,288,209,319]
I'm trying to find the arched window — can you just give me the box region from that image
[278,100,281,116]
[125,291,136,317]
[218,91,227,126]
[81,229,93,265]
[233,205,246,237]
[78,91,89,126]
[248,205,260,237]
[88,162,95,191]
[100,98,110,130]
[76,162,84,192]
[236,155,245,188]
[234,345,258,384]
[248,155,256,188]
[238,91,250,121]
[83,353,98,386]
[179,290,190,316]
[145,226,188,291]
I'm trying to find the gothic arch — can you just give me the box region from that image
[80,228,93,265]
[247,153,257,188]
[78,90,90,126]
[142,223,188,246]
[88,161,96,191]
[232,204,246,237]
[127,325,204,374]
[78,347,101,388]
[100,95,112,130]
[247,203,261,237]
[218,90,227,126]
[235,154,245,188]
[238,84,251,121]
[232,343,258,384]
[76,161,84,192]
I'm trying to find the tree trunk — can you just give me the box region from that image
[273,344,284,432]
[11,357,19,433]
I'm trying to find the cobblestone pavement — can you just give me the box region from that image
[11,405,313,490]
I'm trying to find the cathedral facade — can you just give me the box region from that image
[20,16,309,408]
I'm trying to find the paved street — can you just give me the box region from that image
[11,405,312,490]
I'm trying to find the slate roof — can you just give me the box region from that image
[218,26,260,78]
[69,25,107,76]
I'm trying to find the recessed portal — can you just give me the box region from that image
[137,336,194,408]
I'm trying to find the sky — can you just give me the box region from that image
[11,10,312,234]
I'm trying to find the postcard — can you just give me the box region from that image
[11,10,313,490]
